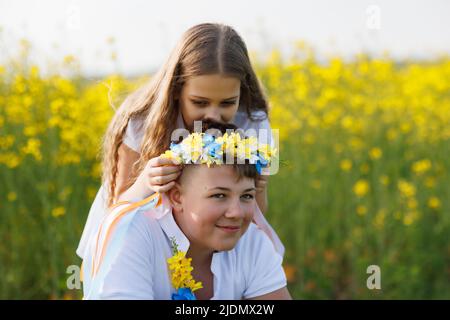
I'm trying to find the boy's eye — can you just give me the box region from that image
[241,194,254,200]
[211,193,226,199]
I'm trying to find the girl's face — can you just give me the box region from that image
[169,165,256,253]
[177,74,241,131]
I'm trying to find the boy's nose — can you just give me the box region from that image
[224,200,246,219]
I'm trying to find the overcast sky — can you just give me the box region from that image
[1,0,449,76]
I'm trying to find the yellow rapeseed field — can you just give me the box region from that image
[0,40,449,299]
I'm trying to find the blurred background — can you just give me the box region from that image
[0,0,449,299]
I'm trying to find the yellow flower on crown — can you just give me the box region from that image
[183,132,203,163]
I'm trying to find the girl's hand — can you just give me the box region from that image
[255,175,269,193]
[118,155,182,201]
[140,155,182,193]
[255,174,269,214]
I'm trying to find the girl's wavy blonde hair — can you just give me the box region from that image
[101,22,270,207]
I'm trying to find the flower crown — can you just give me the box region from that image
[161,131,277,174]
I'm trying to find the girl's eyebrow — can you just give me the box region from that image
[190,95,239,101]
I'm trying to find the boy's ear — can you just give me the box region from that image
[167,182,183,212]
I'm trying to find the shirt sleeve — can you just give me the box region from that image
[256,117,276,149]
[238,110,275,149]
[96,211,155,299]
[123,115,144,153]
[241,225,287,299]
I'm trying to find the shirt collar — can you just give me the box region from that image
[158,208,190,253]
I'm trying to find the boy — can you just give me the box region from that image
[82,124,290,300]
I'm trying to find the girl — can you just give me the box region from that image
[83,125,290,300]
[77,22,282,260]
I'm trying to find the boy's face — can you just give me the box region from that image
[178,74,241,131]
[169,165,256,252]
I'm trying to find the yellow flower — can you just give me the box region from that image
[21,138,42,161]
[369,147,382,160]
[386,128,398,141]
[0,135,15,149]
[398,180,416,198]
[373,209,386,229]
[7,192,17,202]
[400,122,411,133]
[0,153,21,168]
[340,159,352,171]
[23,126,39,137]
[353,180,370,197]
[356,205,367,216]
[411,159,432,175]
[427,197,441,209]
[51,206,66,218]
[341,115,354,129]
[403,211,419,226]
[161,150,182,163]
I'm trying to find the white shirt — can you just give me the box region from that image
[83,197,287,300]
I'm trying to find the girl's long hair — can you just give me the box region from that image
[101,22,270,206]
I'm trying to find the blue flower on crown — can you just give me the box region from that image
[202,134,215,144]
[206,141,222,158]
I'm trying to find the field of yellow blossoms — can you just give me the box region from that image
[0,40,449,299]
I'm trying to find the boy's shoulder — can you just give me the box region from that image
[128,205,164,235]
[239,222,266,241]
[233,222,280,259]
[104,201,164,245]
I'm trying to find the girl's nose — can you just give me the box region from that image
[203,108,222,123]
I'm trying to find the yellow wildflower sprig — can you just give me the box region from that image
[167,237,203,293]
